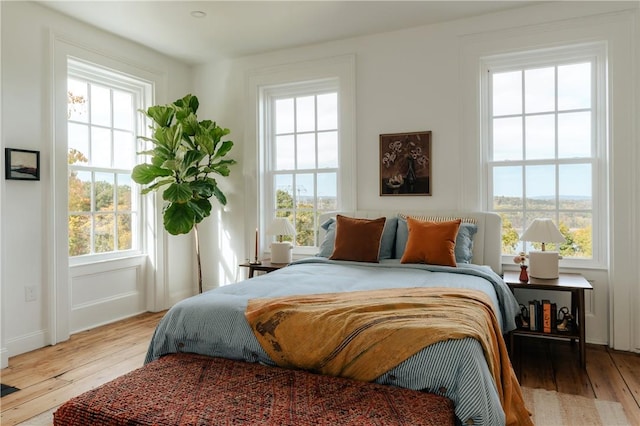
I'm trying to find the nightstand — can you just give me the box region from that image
[239,259,288,278]
[503,271,593,368]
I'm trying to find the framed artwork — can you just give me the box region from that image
[5,148,40,181]
[380,131,431,196]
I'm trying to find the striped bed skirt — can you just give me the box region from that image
[53,352,455,425]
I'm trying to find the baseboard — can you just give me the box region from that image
[6,329,48,359]
[1,347,9,368]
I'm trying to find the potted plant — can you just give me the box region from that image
[132,94,236,293]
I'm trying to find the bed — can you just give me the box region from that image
[141,211,531,426]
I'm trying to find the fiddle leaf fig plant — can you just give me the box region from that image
[132,94,236,292]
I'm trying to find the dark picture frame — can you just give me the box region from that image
[380,131,431,196]
[5,148,40,181]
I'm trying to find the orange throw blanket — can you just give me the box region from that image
[245,287,532,426]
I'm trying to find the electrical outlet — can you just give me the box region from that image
[25,286,37,302]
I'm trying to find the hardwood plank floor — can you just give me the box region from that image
[1,312,639,425]
[512,336,640,425]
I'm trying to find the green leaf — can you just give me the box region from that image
[132,164,172,184]
[163,203,195,235]
[190,179,215,198]
[161,159,179,171]
[213,140,234,159]
[144,105,174,127]
[191,198,212,223]
[195,132,214,155]
[141,178,174,194]
[213,185,227,206]
[183,149,206,168]
[163,182,193,203]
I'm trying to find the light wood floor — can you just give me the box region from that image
[1,312,639,425]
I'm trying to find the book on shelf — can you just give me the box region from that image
[542,299,551,333]
[529,300,538,331]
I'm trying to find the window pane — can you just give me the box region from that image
[117,213,132,250]
[499,212,524,255]
[559,212,592,258]
[91,127,112,167]
[525,165,556,210]
[275,98,294,134]
[317,93,337,130]
[113,90,133,130]
[295,173,314,209]
[492,166,522,210]
[559,164,592,209]
[296,96,315,132]
[94,214,114,253]
[558,62,591,110]
[69,214,91,256]
[275,135,294,170]
[91,85,111,126]
[492,117,522,161]
[558,111,591,158]
[69,171,91,212]
[114,130,135,169]
[68,123,89,164]
[525,114,555,160]
[275,174,293,209]
[68,79,88,122]
[295,212,315,247]
[492,71,521,116]
[317,172,337,211]
[117,173,132,210]
[525,67,555,113]
[318,131,338,168]
[296,133,315,169]
[94,172,114,212]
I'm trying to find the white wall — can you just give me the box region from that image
[194,1,639,350]
[0,1,193,367]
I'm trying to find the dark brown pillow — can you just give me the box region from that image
[329,215,386,263]
[400,217,461,267]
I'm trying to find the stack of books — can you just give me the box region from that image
[526,299,557,333]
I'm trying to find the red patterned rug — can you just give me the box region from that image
[54,353,455,425]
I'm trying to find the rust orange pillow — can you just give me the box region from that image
[400,217,461,267]
[329,215,386,263]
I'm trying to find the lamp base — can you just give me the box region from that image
[528,251,560,279]
[271,242,292,264]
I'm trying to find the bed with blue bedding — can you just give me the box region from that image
[144,211,530,426]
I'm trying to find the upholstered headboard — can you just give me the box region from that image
[318,211,503,275]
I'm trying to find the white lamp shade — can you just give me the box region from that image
[520,219,565,246]
[267,218,296,237]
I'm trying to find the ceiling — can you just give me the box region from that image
[40,1,540,65]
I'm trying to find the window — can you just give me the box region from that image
[482,43,606,264]
[263,82,339,251]
[67,59,148,261]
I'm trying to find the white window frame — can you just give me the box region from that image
[262,80,340,254]
[67,58,151,266]
[248,55,356,258]
[480,42,608,269]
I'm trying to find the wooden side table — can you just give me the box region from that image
[504,271,593,368]
[239,259,288,278]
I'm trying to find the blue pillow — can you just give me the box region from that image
[395,217,477,264]
[316,216,398,260]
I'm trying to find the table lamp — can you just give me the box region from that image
[267,218,296,264]
[520,218,565,279]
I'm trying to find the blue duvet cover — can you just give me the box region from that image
[145,258,519,426]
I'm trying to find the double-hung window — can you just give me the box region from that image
[67,59,149,262]
[263,81,339,253]
[482,43,607,266]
